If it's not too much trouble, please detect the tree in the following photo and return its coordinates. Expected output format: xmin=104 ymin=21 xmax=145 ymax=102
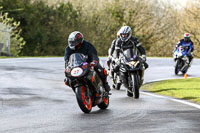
xmin=180 ymin=0 xmax=200 ymax=57
xmin=0 ymin=7 xmax=25 ymax=56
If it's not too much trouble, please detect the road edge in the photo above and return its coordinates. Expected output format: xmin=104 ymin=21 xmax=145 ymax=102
xmin=142 ymin=79 xmax=200 ymax=110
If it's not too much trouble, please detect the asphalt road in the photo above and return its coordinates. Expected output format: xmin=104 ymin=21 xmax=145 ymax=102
xmin=0 ymin=57 xmax=200 ymax=133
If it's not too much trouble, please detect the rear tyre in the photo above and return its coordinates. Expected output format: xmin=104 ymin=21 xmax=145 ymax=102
xmin=98 ymin=96 xmax=109 ymax=109
xmin=76 ymin=86 xmax=92 ymax=113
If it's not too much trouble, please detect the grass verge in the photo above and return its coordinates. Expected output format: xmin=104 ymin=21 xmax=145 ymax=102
xmin=141 ymin=78 xmax=200 ymax=104
xmin=0 ymin=56 xmax=63 ymax=59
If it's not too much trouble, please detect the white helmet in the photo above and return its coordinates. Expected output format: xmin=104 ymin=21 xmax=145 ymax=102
xmin=68 ymin=31 xmax=84 ymax=50
xmin=117 ymin=30 xmax=121 ymax=38
xmin=184 ymin=33 xmax=190 ymax=42
xmin=119 ymin=26 xmax=132 ymax=42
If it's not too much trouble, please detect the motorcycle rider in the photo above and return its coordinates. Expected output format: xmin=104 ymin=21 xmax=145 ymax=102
xmin=114 ymin=26 xmax=148 ymax=70
xmin=64 ymin=31 xmax=111 ymax=96
xmin=107 ymin=30 xmax=121 ymax=72
xmin=174 ymin=33 xmax=194 ymax=65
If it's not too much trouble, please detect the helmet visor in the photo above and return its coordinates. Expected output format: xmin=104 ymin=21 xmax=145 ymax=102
xmin=68 ymin=40 xmax=77 ymax=50
xmin=68 ymin=38 xmax=81 ymax=50
xmin=120 ymin=33 xmax=129 ymax=41
xmin=184 ymin=37 xmax=190 ymax=42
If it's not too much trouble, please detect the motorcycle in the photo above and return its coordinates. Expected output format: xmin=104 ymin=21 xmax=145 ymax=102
xmin=173 ymin=46 xmax=190 ymax=75
xmin=65 ymin=53 xmax=109 ymax=113
xmin=117 ymin=49 xmax=145 ymax=98
xmin=109 ymin=50 xmax=122 ymax=90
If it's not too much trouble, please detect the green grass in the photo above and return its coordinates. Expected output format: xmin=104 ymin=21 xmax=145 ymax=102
xmin=0 ymin=56 xmax=63 ymax=59
xmin=141 ymin=78 xmax=200 ymax=104
xmin=0 ymin=56 xmax=15 ymax=59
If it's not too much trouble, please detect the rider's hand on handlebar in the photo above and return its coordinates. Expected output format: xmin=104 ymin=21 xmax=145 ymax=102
xmin=142 ymin=55 xmax=146 ymax=62
xmin=65 ymin=67 xmax=71 ymax=73
xmin=186 ymin=52 xmax=191 ymax=56
xmin=90 ymin=60 xmax=98 ymax=67
xmin=114 ymin=59 xmax=120 ymax=65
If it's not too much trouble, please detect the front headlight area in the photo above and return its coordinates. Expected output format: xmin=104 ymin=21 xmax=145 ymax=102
xmin=126 ymin=61 xmax=139 ymax=68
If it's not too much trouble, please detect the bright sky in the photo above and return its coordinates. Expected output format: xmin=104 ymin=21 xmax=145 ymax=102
xmin=168 ymin=0 xmax=199 ymax=9
xmin=171 ymin=0 xmax=188 ymax=8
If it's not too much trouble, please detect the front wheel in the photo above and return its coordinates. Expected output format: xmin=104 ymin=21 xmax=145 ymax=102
xmin=131 ymin=74 xmax=140 ymax=99
xmin=175 ymin=59 xmax=181 ymax=75
xmin=76 ymin=86 xmax=92 ymax=113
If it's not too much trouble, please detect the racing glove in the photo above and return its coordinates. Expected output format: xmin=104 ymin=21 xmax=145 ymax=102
xmin=90 ymin=60 xmax=98 ymax=67
xmin=142 ymin=55 xmax=146 ymax=62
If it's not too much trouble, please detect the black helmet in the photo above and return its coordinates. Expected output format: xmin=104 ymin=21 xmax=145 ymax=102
xmin=68 ymin=31 xmax=84 ymax=50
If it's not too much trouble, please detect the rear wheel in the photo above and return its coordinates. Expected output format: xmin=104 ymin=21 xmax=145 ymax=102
xmin=76 ymin=86 xmax=92 ymax=113
xmin=98 ymin=96 xmax=109 ymax=109
xmin=182 ymin=64 xmax=188 ymax=74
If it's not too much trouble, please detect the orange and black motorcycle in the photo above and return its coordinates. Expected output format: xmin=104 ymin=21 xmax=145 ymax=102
xmin=65 ymin=53 xmax=109 ymax=113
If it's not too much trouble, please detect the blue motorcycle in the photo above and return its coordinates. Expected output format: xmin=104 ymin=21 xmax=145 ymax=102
xmin=173 ymin=46 xmax=190 ymax=75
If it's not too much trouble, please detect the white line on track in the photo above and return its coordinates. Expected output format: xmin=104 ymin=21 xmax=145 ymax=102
xmin=141 ymin=91 xmax=200 ymax=110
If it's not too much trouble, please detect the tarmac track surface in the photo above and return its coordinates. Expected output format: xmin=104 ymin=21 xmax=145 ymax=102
xmin=0 ymin=57 xmax=200 ymax=133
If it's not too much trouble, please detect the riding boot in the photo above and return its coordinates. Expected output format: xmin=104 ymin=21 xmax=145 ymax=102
xmin=143 ymin=62 xmax=149 ymax=69
xmin=103 ymin=81 xmax=111 ymax=92
xmin=64 ymin=78 xmax=72 ymax=87
xmin=188 ymin=56 xmax=193 ymax=67
xmin=94 ymin=63 xmax=111 ymax=96
xmin=103 ymin=81 xmax=111 ymax=97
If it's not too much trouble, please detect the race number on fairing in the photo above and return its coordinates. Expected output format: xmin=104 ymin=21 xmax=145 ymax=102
xmin=71 ymin=67 xmax=83 ymax=77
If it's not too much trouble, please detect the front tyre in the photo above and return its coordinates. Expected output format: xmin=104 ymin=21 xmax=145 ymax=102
xmin=131 ymin=74 xmax=140 ymax=99
xmin=175 ymin=59 xmax=181 ymax=75
xmin=76 ymin=86 xmax=92 ymax=113
xmin=98 ymin=96 xmax=109 ymax=109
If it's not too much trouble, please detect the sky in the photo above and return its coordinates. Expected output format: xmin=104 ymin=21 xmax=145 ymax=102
xmin=170 ymin=0 xmax=188 ymax=8
xmin=168 ymin=0 xmax=199 ymax=9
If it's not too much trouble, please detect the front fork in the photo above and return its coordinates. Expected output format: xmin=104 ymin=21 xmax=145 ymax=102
xmin=127 ymin=73 xmax=135 ymax=92
xmin=128 ymin=72 xmax=142 ymax=91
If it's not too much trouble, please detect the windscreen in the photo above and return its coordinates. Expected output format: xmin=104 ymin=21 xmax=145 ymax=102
xmin=122 ymin=49 xmax=137 ymax=61
xmin=68 ymin=53 xmax=86 ymax=67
